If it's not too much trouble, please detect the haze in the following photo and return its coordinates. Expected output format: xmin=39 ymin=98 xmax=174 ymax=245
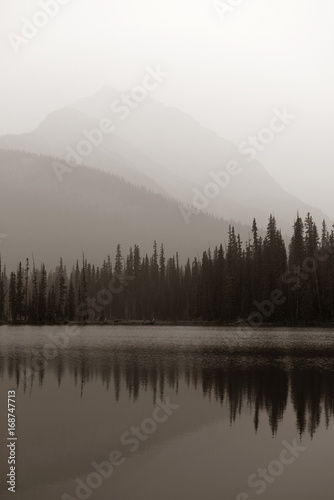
xmin=1 ymin=0 xmax=333 ymax=218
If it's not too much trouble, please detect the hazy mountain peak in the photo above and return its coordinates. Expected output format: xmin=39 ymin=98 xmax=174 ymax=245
xmin=0 ymin=87 xmax=331 ymax=235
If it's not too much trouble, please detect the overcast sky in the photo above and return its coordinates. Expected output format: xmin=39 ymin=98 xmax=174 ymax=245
xmin=1 ymin=0 xmax=334 ymax=218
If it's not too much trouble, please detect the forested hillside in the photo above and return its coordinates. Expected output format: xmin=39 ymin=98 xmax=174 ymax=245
xmin=0 ymin=149 xmax=251 ymax=269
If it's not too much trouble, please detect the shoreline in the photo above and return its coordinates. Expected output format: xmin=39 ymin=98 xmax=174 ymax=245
xmin=1 ymin=320 xmax=334 ymax=328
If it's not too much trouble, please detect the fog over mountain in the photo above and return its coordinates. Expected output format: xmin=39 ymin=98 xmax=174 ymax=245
xmin=0 ymin=149 xmax=254 ymax=270
xmin=0 ymin=88 xmax=331 ymax=239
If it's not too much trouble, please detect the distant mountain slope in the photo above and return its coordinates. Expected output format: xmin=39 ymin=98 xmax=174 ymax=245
xmin=0 ymin=86 xmax=331 ymax=234
xmin=0 ymin=107 xmax=168 ymax=196
xmin=0 ymin=150 xmax=253 ymax=270
xmin=71 ymin=86 xmax=332 ymax=232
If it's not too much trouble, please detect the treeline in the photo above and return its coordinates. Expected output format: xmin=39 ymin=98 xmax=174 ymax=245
xmin=1 ymin=213 xmax=334 ymax=325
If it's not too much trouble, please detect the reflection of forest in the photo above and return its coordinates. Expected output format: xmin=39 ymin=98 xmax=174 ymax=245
xmin=2 ymin=345 xmax=334 ymax=438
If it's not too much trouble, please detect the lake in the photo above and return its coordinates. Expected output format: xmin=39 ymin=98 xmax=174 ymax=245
xmin=0 ymin=325 xmax=334 ymax=500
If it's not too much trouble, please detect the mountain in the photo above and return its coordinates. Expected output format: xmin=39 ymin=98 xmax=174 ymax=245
xmin=70 ymin=86 xmax=332 ymax=232
xmin=0 ymin=150 xmax=253 ymax=270
xmin=0 ymin=107 xmax=168 ymax=196
xmin=0 ymin=86 xmax=331 ymax=234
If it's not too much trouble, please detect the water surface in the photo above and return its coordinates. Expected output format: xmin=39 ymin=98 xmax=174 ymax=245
xmin=0 ymin=326 xmax=333 ymax=500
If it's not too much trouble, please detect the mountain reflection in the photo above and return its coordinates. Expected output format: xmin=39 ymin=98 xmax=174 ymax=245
xmin=2 ymin=345 xmax=334 ymax=437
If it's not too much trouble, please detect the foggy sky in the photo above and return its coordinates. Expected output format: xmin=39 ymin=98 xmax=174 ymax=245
xmin=1 ymin=0 xmax=334 ymax=218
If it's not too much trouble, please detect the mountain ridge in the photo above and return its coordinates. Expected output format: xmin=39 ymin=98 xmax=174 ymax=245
xmin=0 ymin=87 xmax=331 ymax=236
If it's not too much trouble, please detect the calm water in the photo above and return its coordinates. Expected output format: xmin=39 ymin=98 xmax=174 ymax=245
xmin=1 ymin=325 xmax=334 ymax=500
